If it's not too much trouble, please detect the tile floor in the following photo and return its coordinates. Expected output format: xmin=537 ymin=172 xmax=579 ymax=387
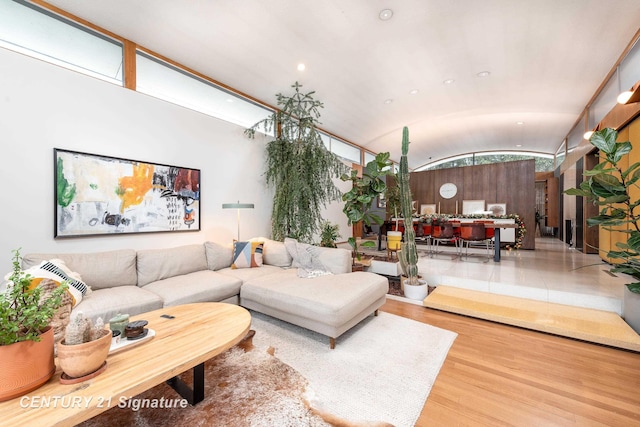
xmin=350 ymin=236 xmax=629 ymax=315
xmin=416 ymin=236 xmax=629 ymax=314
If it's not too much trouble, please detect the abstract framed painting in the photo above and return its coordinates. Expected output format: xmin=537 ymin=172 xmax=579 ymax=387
xmin=54 ymin=149 xmax=200 ymax=237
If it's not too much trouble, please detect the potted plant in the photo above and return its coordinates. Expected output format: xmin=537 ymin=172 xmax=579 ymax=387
xmin=565 ymin=128 xmax=640 ymax=332
xmin=245 ymin=82 xmax=349 ymax=243
xmin=57 ymin=312 xmax=111 ymax=380
xmin=340 ymin=152 xmax=393 ymax=261
xmin=0 ymin=249 xmax=68 ymax=401
xmin=397 ymin=127 xmax=428 ymax=300
xmin=319 ymin=220 xmax=341 ymax=248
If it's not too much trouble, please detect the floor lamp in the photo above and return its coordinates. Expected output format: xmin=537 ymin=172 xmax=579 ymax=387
xmin=222 ymin=201 xmax=254 ymax=241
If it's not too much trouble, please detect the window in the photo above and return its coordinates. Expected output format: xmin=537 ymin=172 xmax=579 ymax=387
xmin=0 ymin=0 xmax=123 ymax=84
xmin=363 ymin=152 xmax=376 ymax=166
xmin=417 ymin=152 xmax=554 ymax=172
xmin=136 ymin=52 xmax=274 ymax=132
xmin=328 ymin=137 xmax=361 ymax=164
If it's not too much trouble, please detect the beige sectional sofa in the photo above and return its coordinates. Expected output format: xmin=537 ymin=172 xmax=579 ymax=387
xmin=23 ymin=238 xmax=388 ymax=347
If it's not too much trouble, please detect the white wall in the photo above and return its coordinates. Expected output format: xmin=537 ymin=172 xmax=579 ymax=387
xmin=0 ymin=48 xmax=276 ymax=274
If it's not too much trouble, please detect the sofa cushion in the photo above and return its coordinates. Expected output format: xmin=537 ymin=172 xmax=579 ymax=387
xmin=22 ymin=250 xmax=137 ymax=290
xmin=204 ymin=241 xmax=233 ymax=271
xmin=250 ymin=237 xmax=292 ymax=267
xmin=240 ymin=270 xmax=389 ymax=327
xmin=137 ymin=244 xmax=207 ymax=287
xmin=217 ymin=264 xmax=284 ymax=282
xmin=142 ymin=270 xmax=242 ymax=307
xmin=72 ymin=286 xmax=163 ymax=322
xmin=231 ymin=241 xmax=263 ymax=269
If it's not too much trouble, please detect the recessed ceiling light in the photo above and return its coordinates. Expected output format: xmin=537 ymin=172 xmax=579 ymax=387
xmin=476 ymin=71 xmax=491 ymax=77
xmin=410 ymin=89 xmax=419 ymax=95
xmin=384 ymin=99 xmax=393 ymax=104
xmin=379 ymin=9 xmax=393 ymax=20
xmin=226 ymin=98 xmax=234 ymax=103
xmin=516 ymin=144 xmax=522 ymax=147
xmin=297 ymin=63 xmax=306 ymax=71
xmin=443 ymin=79 xmax=455 ymax=84
xmin=516 ymin=121 xmax=524 ymax=125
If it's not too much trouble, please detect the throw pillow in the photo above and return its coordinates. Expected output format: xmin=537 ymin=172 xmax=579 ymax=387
xmin=231 ymin=241 xmax=264 ymax=269
xmin=13 ymin=259 xmax=91 ymax=307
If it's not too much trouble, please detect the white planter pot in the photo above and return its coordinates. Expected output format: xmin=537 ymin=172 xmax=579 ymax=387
xmin=623 ymin=286 xmax=640 ymax=334
xmin=403 ymin=279 xmax=428 ymax=301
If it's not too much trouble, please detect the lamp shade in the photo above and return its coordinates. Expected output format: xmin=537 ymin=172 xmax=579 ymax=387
xmin=222 ymin=201 xmax=254 ymax=241
xmin=222 ymin=202 xmax=254 ymax=209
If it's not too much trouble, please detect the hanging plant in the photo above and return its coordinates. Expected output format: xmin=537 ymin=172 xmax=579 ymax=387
xmin=245 ymin=82 xmax=348 ymax=242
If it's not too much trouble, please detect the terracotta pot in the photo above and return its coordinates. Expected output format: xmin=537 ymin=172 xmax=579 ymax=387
xmin=0 ymin=326 xmax=56 ymax=402
xmin=57 ymin=329 xmax=111 ymax=378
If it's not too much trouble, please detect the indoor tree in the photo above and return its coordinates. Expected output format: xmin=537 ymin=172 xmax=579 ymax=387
xmin=245 ymin=82 xmax=348 ymax=242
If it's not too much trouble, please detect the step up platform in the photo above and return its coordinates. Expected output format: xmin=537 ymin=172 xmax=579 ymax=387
xmin=424 ymin=285 xmax=640 ymax=352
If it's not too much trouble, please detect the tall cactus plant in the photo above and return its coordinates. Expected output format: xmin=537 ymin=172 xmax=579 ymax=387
xmin=397 ymin=127 xmax=420 ymax=286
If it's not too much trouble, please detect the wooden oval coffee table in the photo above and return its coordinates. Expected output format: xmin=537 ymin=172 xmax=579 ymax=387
xmin=1 ymin=302 xmax=251 ymax=427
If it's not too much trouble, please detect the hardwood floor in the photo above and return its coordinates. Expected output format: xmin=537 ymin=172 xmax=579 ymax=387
xmin=380 ymin=299 xmax=640 ymax=427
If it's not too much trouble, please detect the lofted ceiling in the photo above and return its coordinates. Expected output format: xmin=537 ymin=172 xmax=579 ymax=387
xmin=45 ymin=0 xmax=640 ymax=169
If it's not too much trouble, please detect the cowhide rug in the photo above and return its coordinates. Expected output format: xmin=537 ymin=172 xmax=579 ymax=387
xmin=78 ymin=331 xmax=392 ymax=427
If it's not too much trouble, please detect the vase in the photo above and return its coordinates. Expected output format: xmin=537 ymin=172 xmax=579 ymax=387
xmin=403 ymin=278 xmax=428 ymax=301
xmin=57 ymin=329 xmax=111 ymax=379
xmin=0 ymin=326 xmax=56 ymax=402
xmin=623 ymin=286 xmax=640 ymax=334
xmin=387 ymin=231 xmax=402 ymax=250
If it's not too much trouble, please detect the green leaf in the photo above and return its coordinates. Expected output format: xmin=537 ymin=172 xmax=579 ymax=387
xmin=590 ymin=128 xmax=618 ymax=154
xmin=564 ymin=187 xmax=591 ymax=197
xmin=627 ymin=283 xmax=640 ymax=294
xmin=592 ymin=174 xmax=625 ymax=191
xmin=621 ymin=162 xmax=640 ymax=179
xmin=613 ymin=141 xmax=632 ymax=163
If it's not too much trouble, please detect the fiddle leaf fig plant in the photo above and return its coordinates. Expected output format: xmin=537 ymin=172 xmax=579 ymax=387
xmin=341 ymin=152 xmax=392 ymax=226
xmin=565 ymin=127 xmax=640 ymax=294
xmin=341 ymin=152 xmax=393 ymax=258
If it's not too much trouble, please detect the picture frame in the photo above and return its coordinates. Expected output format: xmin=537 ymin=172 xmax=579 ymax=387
xmin=487 ymin=203 xmax=507 ymax=216
xmin=377 ymin=193 xmax=386 ymax=208
xmin=54 ymin=148 xmax=200 ymax=237
xmin=462 ymin=199 xmax=486 ymax=215
xmin=420 ymin=204 xmax=437 ymax=215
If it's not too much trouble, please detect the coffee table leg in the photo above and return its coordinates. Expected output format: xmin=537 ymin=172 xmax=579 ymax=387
xmin=167 ymin=363 xmax=205 ymax=405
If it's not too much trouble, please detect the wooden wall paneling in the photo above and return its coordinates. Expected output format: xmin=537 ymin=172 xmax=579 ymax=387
xmin=607 ymin=128 xmax=631 ymax=264
xmin=545 ymin=177 xmax=559 ymax=228
xmin=478 ymin=163 xmax=498 ymax=210
xmin=409 ymin=160 xmax=536 ymax=249
xmin=410 ymin=170 xmax=434 ymax=214
xmin=441 ymin=166 xmax=464 ymax=214
xmin=501 ymin=160 xmax=536 ymax=249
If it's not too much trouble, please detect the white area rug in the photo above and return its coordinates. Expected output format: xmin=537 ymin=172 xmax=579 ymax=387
xmin=250 ymin=311 xmax=457 ymax=427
